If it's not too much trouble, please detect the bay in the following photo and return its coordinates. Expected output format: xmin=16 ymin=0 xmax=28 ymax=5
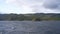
xmin=0 ymin=21 xmax=60 ymax=34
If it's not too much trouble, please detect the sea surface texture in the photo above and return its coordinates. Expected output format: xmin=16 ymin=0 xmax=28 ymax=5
xmin=0 ymin=21 xmax=60 ymax=34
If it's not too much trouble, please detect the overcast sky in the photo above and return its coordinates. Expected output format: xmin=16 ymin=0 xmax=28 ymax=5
xmin=0 ymin=0 xmax=60 ymax=14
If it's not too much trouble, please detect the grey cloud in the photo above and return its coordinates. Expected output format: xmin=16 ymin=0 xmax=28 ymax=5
xmin=43 ymin=3 xmax=58 ymax=9
xmin=19 ymin=0 xmax=43 ymax=13
xmin=31 ymin=5 xmax=41 ymax=12
xmin=26 ymin=0 xmax=42 ymax=3
xmin=43 ymin=0 xmax=60 ymax=9
xmin=6 ymin=0 xmax=59 ymax=13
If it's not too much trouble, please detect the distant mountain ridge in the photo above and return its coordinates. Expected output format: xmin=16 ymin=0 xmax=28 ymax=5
xmin=0 ymin=13 xmax=60 ymax=21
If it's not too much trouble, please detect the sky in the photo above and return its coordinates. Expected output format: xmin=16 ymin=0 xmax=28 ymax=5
xmin=0 ymin=0 xmax=60 ymax=14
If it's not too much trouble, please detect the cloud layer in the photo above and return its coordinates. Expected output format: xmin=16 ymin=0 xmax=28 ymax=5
xmin=43 ymin=0 xmax=60 ymax=9
xmin=0 ymin=0 xmax=60 ymax=14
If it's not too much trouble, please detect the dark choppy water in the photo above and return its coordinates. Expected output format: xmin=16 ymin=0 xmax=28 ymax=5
xmin=0 ymin=21 xmax=60 ymax=34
